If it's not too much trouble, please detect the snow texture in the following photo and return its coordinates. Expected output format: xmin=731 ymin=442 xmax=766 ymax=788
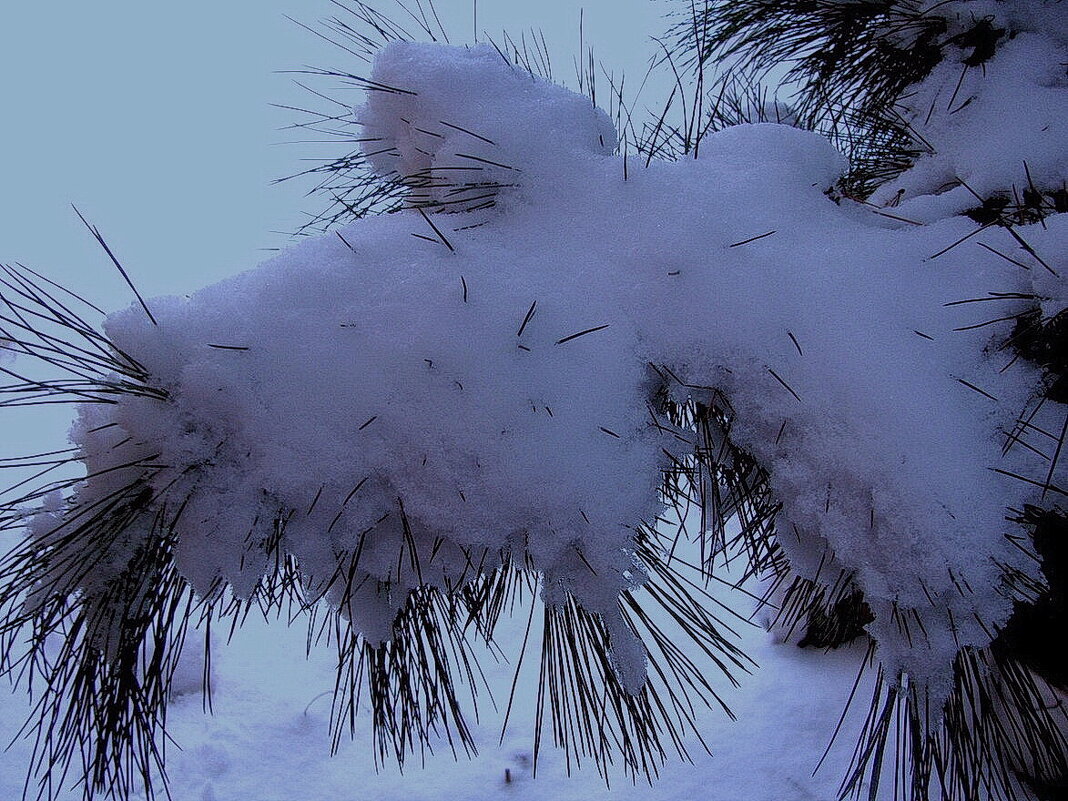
xmin=874 ymin=28 xmax=1068 ymax=214
xmin=33 ymin=38 xmax=1060 ymax=711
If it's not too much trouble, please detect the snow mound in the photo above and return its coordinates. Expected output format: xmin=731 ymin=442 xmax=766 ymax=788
xmin=359 ymin=42 xmax=617 ymax=209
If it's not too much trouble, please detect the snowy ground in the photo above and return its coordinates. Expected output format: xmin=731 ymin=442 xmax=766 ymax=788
xmin=0 ymin=540 xmax=880 ymax=801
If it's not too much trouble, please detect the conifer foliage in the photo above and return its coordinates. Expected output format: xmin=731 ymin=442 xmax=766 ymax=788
xmin=1 ymin=2 xmax=1067 ymax=800
xmin=667 ymin=2 xmax=1068 ymax=798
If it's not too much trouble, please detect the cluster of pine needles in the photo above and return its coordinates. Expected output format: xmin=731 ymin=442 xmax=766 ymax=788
xmin=651 ymin=365 xmax=1068 ymax=801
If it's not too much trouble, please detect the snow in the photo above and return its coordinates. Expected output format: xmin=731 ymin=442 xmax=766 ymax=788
xmin=875 ymin=31 xmax=1068 ymax=210
xmin=1031 ymin=214 xmax=1068 ymax=318
xmin=360 ymin=42 xmax=619 ymax=202
xmin=143 ymin=605 xmax=871 ymax=801
xmin=65 ymin=42 xmax=1046 ymax=703
xmin=3 ymin=5 xmax=1068 ymax=799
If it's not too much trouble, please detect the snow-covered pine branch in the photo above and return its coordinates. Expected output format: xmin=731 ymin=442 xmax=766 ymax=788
xmin=1 ymin=1 xmax=1066 ymax=799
